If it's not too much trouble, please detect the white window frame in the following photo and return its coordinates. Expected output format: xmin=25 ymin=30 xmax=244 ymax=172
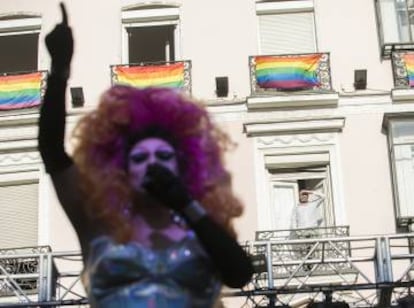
xmin=0 ymin=16 xmax=41 ymax=34
xmin=255 ymin=0 xmax=317 ymax=55
xmin=0 ymin=15 xmax=41 ymax=72
xmin=121 ymin=6 xmax=181 ymax=63
xmin=386 ymin=118 xmax=414 ymax=227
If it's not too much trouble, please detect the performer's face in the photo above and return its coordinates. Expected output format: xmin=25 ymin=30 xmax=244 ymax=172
xmin=128 ymin=137 xmax=178 ymax=192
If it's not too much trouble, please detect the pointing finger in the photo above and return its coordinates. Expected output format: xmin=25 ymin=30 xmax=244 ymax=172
xmin=60 ymin=2 xmax=68 ymax=25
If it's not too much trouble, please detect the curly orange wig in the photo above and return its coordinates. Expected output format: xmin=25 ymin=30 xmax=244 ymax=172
xmin=72 ymin=86 xmax=243 ymax=242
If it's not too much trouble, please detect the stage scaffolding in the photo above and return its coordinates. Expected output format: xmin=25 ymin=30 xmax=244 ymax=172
xmin=1 ymin=229 xmax=414 ymax=307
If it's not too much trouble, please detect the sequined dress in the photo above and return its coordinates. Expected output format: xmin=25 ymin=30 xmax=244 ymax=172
xmin=83 ymin=232 xmax=221 ymax=308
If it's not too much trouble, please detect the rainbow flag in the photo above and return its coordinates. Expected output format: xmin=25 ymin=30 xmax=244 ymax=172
xmin=113 ymin=63 xmax=185 ymax=89
xmin=0 ymin=72 xmax=45 ymax=110
xmin=254 ymin=54 xmax=322 ymax=90
xmin=403 ymin=53 xmax=414 ymax=87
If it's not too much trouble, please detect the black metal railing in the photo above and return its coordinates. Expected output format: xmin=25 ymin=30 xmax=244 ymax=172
xmin=391 ymin=51 xmax=414 ymax=88
xmin=249 ymin=52 xmax=332 ymax=96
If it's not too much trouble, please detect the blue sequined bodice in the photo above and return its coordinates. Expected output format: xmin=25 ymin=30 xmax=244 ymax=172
xmin=83 ymin=233 xmax=221 ymax=308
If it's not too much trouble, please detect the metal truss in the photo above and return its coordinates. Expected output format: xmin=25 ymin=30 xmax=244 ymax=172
xmin=0 ymin=232 xmax=414 ymax=307
xmin=0 ymin=246 xmax=87 ymax=307
xmin=223 ymin=232 xmax=414 ymax=307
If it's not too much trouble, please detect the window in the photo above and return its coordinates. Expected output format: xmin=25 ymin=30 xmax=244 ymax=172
xmin=0 ymin=181 xmax=38 ymax=248
xmin=0 ymin=14 xmax=41 ymax=74
xmin=376 ymin=0 xmax=414 ymax=57
xmin=245 ymin=117 xmax=346 ymax=234
xmin=121 ymin=5 xmax=180 ymax=63
xmin=265 ymin=156 xmax=334 ymax=232
xmin=386 ymin=119 xmax=414 ymax=227
xmin=256 ymin=0 xmax=317 ymax=54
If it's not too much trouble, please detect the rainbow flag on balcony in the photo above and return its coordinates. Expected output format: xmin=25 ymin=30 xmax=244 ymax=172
xmin=254 ymin=54 xmax=322 ymax=90
xmin=112 ymin=62 xmax=185 ymax=89
xmin=0 ymin=72 xmax=45 ymax=110
xmin=403 ymin=53 xmax=414 ymax=87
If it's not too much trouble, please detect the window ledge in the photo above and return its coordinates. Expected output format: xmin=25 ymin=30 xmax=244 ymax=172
xmin=247 ymin=92 xmax=339 ymax=110
xmin=391 ymin=88 xmax=414 ymax=103
xmin=244 ymin=116 xmax=345 ymax=137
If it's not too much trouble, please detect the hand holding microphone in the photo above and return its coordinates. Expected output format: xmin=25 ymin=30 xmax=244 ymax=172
xmin=143 ymin=164 xmax=192 ymax=212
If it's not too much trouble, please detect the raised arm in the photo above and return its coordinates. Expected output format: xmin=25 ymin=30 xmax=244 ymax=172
xmin=38 ymin=4 xmax=89 ymax=240
xmin=144 ymin=164 xmax=254 ymax=288
xmin=39 ymin=2 xmax=73 ymax=174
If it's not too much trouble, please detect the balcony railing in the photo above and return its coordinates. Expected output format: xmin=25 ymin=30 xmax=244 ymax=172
xmin=0 ymin=246 xmax=53 ymax=298
xmin=0 ymin=70 xmax=48 ymax=111
xmin=0 ymin=246 xmax=85 ymax=307
xmin=249 ymin=52 xmax=332 ymax=96
xmin=391 ymin=51 xmax=414 ymax=89
xmin=110 ymin=61 xmax=192 ymax=95
xmin=256 ymin=226 xmax=350 ymax=241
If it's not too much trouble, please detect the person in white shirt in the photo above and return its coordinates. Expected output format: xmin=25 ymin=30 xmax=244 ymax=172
xmin=290 ymin=189 xmax=325 ymax=270
xmin=291 ymin=189 xmax=325 ymax=230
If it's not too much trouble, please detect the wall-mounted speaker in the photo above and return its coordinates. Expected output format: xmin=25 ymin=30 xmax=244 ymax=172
xmin=354 ymin=69 xmax=367 ymax=90
xmin=70 ymin=87 xmax=84 ymax=107
xmin=215 ymin=76 xmax=229 ymax=97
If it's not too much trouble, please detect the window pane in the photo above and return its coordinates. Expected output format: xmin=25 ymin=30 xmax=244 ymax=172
xmin=266 ymin=167 xmax=334 ymax=232
xmin=128 ymin=25 xmax=175 ymax=63
xmin=378 ymin=0 xmax=413 ymax=44
xmin=269 ymin=182 xmax=297 ymax=232
xmin=391 ymin=121 xmax=414 ymax=144
xmin=259 ymin=12 xmax=316 ymax=54
xmin=0 ymin=33 xmax=38 ymax=74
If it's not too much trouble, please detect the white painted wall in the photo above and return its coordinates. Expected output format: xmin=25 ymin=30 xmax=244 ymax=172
xmin=338 ymin=112 xmax=396 ymax=236
xmin=315 ymin=0 xmax=394 ymax=92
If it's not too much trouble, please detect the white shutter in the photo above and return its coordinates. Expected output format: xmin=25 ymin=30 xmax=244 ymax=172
xmin=0 ymin=182 xmax=38 ymax=248
xmin=269 ymin=181 xmax=298 ymax=233
xmin=265 ymin=152 xmax=330 ymax=169
xmin=259 ymin=12 xmax=316 ymax=54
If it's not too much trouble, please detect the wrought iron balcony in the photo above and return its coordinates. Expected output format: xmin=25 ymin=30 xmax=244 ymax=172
xmin=391 ymin=51 xmax=414 ymax=89
xmin=249 ymin=52 xmax=333 ymax=96
xmin=0 ymin=70 xmax=47 ymax=111
xmin=110 ymin=60 xmax=192 ymax=95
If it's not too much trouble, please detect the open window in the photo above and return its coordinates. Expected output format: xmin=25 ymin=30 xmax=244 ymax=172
xmin=0 ymin=14 xmax=41 ymax=74
xmin=265 ymin=161 xmax=334 ymax=232
xmin=121 ymin=5 xmax=180 ymax=63
xmin=375 ymin=0 xmax=414 ymax=58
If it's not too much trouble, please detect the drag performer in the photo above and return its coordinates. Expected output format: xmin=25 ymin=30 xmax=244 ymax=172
xmin=38 ymin=3 xmax=253 ymax=307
